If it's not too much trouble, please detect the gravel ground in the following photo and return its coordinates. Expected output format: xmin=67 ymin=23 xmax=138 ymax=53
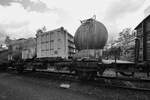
xmin=1 ymin=71 xmax=150 ymax=100
xmin=0 ymin=72 xmax=99 ymax=100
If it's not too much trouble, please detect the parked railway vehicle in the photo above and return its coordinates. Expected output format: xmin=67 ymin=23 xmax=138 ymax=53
xmin=7 ymin=27 xmax=76 ymax=72
xmin=104 ymin=15 xmax=150 ymax=76
xmin=3 ymin=17 xmax=109 ymax=79
xmin=1 ymin=15 xmax=150 ymax=79
xmin=73 ymin=17 xmax=108 ymax=78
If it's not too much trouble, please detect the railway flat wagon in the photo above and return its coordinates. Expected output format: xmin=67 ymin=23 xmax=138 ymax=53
xmin=73 ymin=17 xmax=108 ymax=79
xmin=2 ymin=15 xmax=150 ymax=79
xmin=18 ymin=27 xmax=75 ymax=71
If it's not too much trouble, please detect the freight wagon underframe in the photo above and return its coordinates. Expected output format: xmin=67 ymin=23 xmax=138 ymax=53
xmin=6 ymin=58 xmax=150 ymax=79
xmin=107 ymin=62 xmax=150 ymax=77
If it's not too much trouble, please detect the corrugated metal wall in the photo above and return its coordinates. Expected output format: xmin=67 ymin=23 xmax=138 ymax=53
xmin=22 ymin=38 xmax=36 ymax=59
xmin=136 ymin=17 xmax=150 ymax=61
xmin=36 ymin=28 xmax=75 ymax=59
xmin=145 ymin=20 xmax=150 ymax=61
xmin=136 ymin=24 xmax=144 ymax=61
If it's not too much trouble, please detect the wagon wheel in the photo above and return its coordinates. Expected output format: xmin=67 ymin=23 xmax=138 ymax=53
xmin=16 ymin=66 xmax=24 ymax=73
xmin=97 ymin=66 xmax=106 ymax=76
xmin=32 ymin=66 xmax=36 ymax=72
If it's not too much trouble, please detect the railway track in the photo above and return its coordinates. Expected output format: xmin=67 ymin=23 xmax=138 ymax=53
xmin=36 ymin=70 xmax=150 ymax=92
xmin=92 ymin=78 xmax=150 ymax=92
xmin=6 ymin=68 xmax=150 ymax=92
xmin=97 ymin=76 xmax=150 ymax=82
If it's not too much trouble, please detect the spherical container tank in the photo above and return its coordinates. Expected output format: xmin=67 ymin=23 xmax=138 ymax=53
xmin=74 ymin=18 xmax=108 ymax=50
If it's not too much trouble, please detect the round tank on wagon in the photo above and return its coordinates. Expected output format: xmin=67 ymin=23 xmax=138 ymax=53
xmin=74 ymin=17 xmax=108 ymax=59
xmin=74 ymin=18 xmax=108 ymax=51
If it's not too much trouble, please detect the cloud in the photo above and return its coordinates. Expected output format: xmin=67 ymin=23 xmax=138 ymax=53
xmin=0 ymin=2 xmax=62 ymax=39
xmin=0 ymin=0 xmax=149 ymax=43
xmin=144 ymin=5 xmax=150 ymax=16
xmin=0 ymin=0 xmax=50 ymax=13
xmin=0 ymin=0 xmax=16 ymax=6
xmin=19 ymin=0 xmax=50 ymax=12
xmin=101 ymin=0 xmax=146 ymax=39
xmin=105 ymin=0 xmax=145 ymax=21
xmin=0 ymin=21 xmax=29 ymax=29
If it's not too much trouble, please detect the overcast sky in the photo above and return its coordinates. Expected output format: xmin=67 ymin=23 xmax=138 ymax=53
xmin=0 ymin=0 xmax=150 ymax=41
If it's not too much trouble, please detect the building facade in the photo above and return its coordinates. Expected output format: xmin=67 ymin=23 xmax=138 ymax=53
xmin=36 ymin=27 xmax=75 ymax=59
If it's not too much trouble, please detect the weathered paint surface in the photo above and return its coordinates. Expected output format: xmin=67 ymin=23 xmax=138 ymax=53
xmin=74 ymin=19 xmax=108 ymax=50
